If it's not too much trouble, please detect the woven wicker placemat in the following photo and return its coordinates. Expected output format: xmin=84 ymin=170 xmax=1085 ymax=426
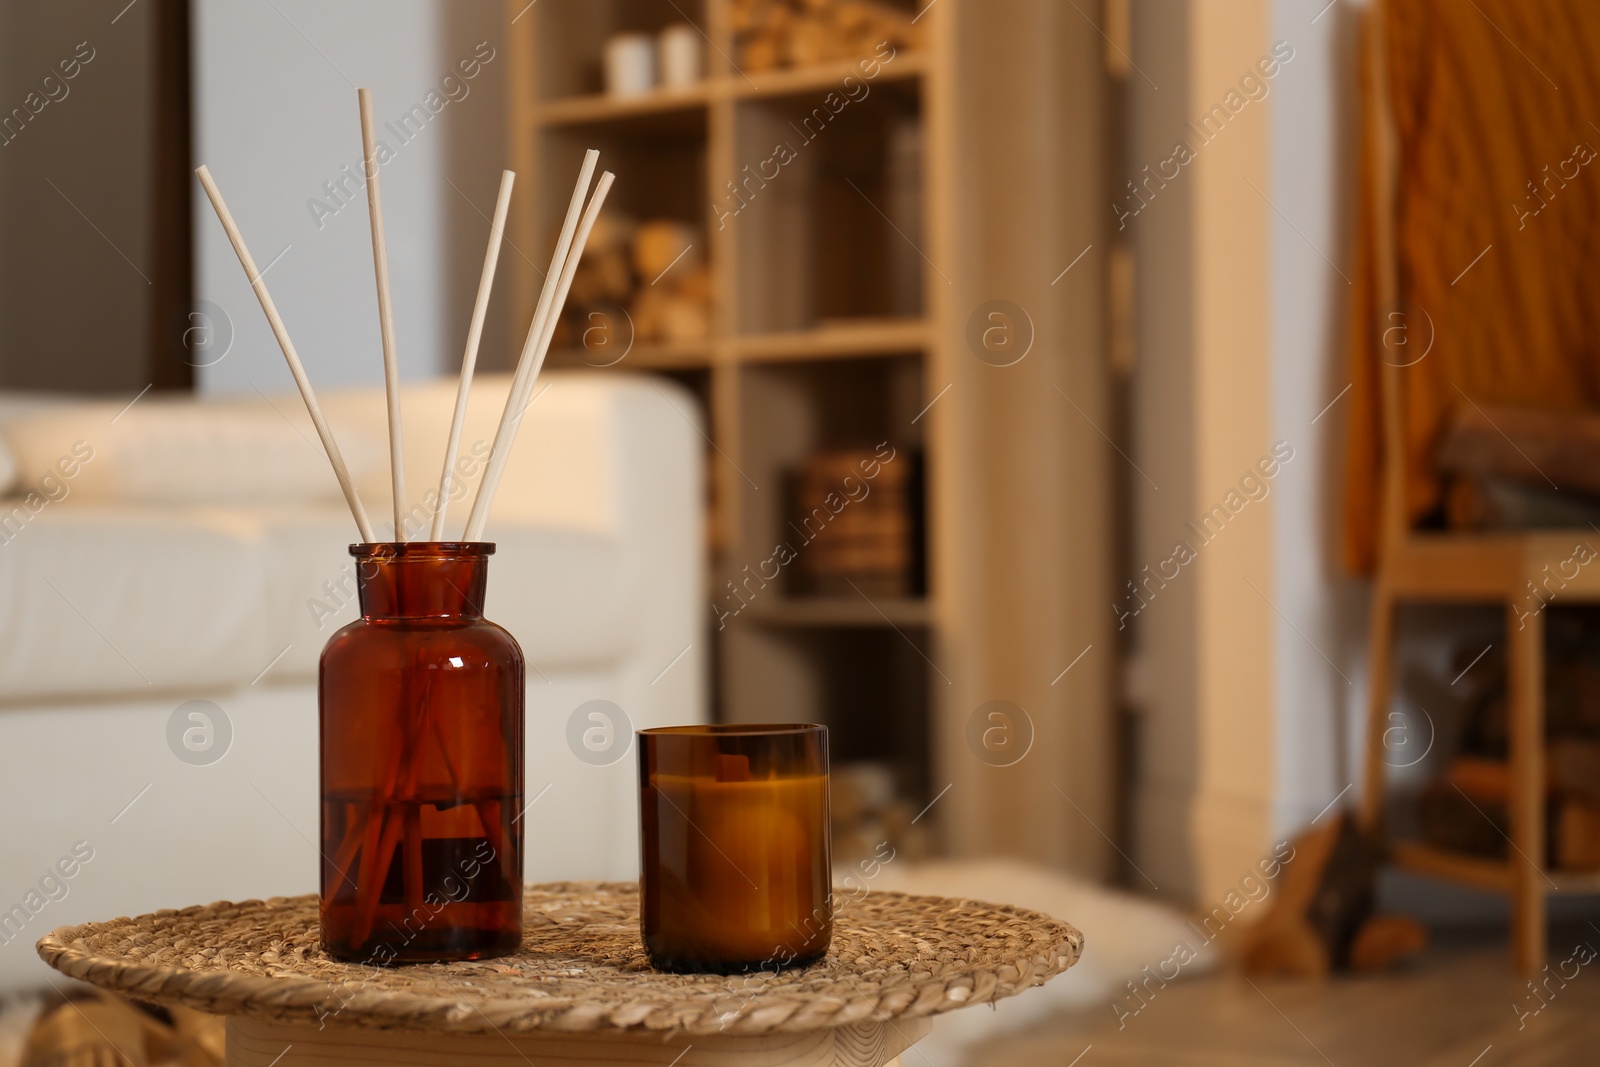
xmin=37 ymin=882 xmax=1081 ymax=1037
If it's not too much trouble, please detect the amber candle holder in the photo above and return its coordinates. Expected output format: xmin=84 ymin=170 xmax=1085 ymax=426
xmin=319 ymin=543 xmax=524 ymax=964
xmin=638 ymin=723 xmax=831 ymax=973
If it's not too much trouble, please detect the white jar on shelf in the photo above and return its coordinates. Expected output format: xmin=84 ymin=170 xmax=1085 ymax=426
xmin=603 ymin=32 xmax=655 ymax=96
xmin=657 ymin=23 xmax=702 ymax=89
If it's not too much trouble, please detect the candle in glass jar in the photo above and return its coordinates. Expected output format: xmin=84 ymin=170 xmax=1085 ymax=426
xmin=639 ymin=725 xmax=830 ymax=972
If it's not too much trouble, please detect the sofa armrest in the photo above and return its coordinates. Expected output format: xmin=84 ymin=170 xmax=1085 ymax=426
xmin=344 ymin=372 xmax=707 ymax=725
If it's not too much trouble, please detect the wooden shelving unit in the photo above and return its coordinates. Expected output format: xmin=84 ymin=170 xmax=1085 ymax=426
xmin=746 ymin=596 xmax=933 ymax=629
xmin=1392 ymin=840 xmax=1600 ymax=897
xmin=544 ymin=340 xmax=711 ymax=370
xmin=506 ymin=0 xmax=1115 ymax=873
xmin=734 ymin=319 xmax=929 ymax=363
xmin=534 ymin=50 xmax=928 ymax=124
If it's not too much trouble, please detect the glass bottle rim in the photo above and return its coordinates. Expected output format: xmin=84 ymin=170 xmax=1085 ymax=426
xmin=639 ymin=723 xmax=824 ymax=738
xmin=349 ymin=541 xmax=496 ymax=560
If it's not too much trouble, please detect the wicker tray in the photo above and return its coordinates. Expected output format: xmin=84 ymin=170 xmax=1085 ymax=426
xmin=38 ymin=881 xmax=1082 ymax=1038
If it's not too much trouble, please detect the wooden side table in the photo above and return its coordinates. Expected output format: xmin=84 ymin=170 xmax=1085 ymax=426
xmin=39 ymin=882 xmax=1081 ymax=1067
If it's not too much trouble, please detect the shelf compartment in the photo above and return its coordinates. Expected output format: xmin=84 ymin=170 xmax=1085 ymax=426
xmin=737 ymin=355 xmax=926 ymax=600
xmin=537 ymin=88 xmax=710 ymax=133
xmin=538 ymin=115 xmax=708 ymax=229
xmin=733 ymin=317 xmax=927 ymax=363
xmin=545 ymin=340 xmax=711 ymax=370
xmin=532 ymin=52 xmax=925 ymax=126
xmin=738 ymin=352 xmax=927 ymax=460
xmin=746 ymin=597 xmax=930 ymax=628
xmin=727 ymin=68 xmax=925 ymax=334
xmin=537 ymin=111 xmax=711 ymax=358
xmin=731 ymin=50 xmax=927 ymax=100
xmin=718 ymin=625 xmax=933 ymax=803
xmin=528 ymin=0 xmax=709 ymax=102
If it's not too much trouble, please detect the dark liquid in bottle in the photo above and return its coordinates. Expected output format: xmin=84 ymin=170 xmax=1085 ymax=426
xmin=320 ymin=787 xmax=522 ymax=963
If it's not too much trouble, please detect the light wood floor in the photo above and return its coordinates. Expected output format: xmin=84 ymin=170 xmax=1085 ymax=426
xmin=967 ymin=926 xmax=1600 ymax=1067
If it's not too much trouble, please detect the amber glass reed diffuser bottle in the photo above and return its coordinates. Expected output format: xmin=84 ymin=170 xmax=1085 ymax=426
xmin=320 ymin=542 xmax=524 ymax=963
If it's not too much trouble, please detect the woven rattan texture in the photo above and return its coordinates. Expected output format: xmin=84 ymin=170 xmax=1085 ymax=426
xmin=37 ymin=882 xmax=1082 ymax=1036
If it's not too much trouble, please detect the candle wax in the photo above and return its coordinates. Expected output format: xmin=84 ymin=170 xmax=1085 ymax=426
xmin=645 ymin=771 xmax=830 ymax=965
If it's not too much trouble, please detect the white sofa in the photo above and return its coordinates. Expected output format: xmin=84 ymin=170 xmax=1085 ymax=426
xmin=0 ymin=372 xmax=704 ymax=992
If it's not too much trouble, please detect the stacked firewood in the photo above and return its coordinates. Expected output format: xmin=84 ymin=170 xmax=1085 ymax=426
xmin=1417 ymin=617 xmax=1600 ymax=870
xmin=1438 ymin=402 xmax=1600 ymax=529
xmin=561 ymin=215 xmax=710 ymax=349
xmin=1419 ymin=745 xmax=1600 ymax=870
xmin=731 ymin=0 xmax=922 ymax=73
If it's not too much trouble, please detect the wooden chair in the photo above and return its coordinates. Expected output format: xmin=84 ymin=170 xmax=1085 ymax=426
xmin=1357 ymin=3 xmax=1600 ymax=975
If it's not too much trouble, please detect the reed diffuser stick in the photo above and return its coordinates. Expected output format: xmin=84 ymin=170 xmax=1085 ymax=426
xmin=464 ymin=170 xmax=616 ymax=541
xmin=462 ymin=150 xmax=599 ymax=539
xmin=194 ymin=165 xmax=376 ymax=543
xmin=358 ymin=88 xmax=408 ymax=542
xmin=432 ymin=170 xmax=515 ymax=541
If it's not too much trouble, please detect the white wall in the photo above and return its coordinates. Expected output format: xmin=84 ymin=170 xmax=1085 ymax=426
xmin=1127 ymin=0 xmax=1367 ymax=904
xmin=194 ymin=0 xmax=504 ymax=394
xmin=1128 ymin=0 xmax=1281 ymax=904
xmin=1267 ymin=0 xmax=1365 ymax=837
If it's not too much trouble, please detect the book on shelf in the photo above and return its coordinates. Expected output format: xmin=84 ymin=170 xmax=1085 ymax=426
xmin=786 ymin=446 xmax=922 ymax=598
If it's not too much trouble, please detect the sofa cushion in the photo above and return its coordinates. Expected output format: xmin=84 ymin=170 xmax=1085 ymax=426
xmin=0 ymin=374 xmax=661 ymax=702
xmin=0 ymin=398 xmax=386 ymax=506
xmin=252 ymin=506 xmax=629 ymax=683
xmin=0 ymin=501 xmax=629 ymax=702
xmin=0 ymin=504 xmax=274 ymax=701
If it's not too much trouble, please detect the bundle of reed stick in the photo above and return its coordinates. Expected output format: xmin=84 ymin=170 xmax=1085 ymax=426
xmin=195 ymin=91 xmax=614 ymax=944
xmin=196 ymin=89 xmax=614 ymax=543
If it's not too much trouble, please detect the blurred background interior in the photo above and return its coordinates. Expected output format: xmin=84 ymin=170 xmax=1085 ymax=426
xmin=3 ymin=0 xmax=1600 ymax=1064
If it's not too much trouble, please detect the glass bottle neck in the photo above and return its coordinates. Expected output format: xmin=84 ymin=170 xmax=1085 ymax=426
xmin=351 ymin=543 xmax=493 ymax=621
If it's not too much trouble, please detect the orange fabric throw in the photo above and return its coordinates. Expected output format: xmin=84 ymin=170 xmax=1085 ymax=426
xmin=1342 ymin=0 xmax=1600 ymax=574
